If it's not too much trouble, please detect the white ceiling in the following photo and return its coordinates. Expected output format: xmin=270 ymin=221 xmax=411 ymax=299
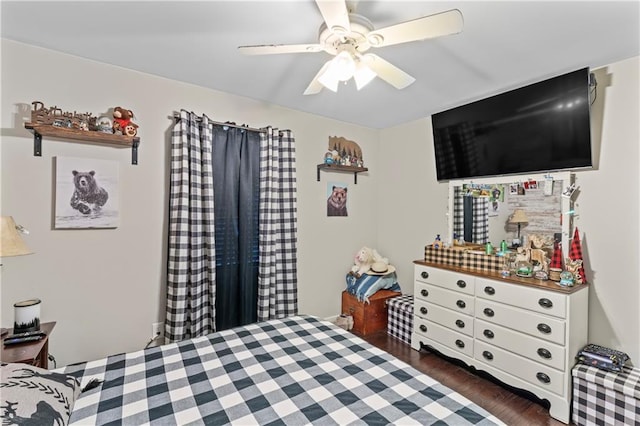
xmin=2 ymin=1 xmax=639 ymax=129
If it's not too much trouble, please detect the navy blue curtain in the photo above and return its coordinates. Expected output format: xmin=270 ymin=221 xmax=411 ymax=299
xmin=212 ymin=125 xmax=260 ymax=331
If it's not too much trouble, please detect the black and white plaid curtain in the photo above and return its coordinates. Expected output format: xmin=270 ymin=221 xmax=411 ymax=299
xmin=258 ymin=127 xmax=298 ymax=321
xmin=166 ymin=112 xmax=298 ymax=342
xmin=453 ymin=187 xmax=489 ymax=244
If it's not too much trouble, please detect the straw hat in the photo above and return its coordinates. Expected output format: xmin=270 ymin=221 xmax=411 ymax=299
xmin=367 ymin=261 xmax=396 ymax=276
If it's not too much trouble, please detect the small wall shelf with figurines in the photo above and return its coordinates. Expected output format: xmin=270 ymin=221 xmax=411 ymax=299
xmin=24 ymin=102 xmax=141 ymax=165
xmin=317 ymin=164 xmax=368 ymax=184
xmin=317 ymin=136 xmax=368 ymax=184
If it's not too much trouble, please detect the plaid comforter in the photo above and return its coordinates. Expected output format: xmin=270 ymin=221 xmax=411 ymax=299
xmin=63 ymin=316 xmax=504 ymax=425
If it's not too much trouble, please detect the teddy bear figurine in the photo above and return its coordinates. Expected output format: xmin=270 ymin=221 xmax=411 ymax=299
xmin=112 ymin=106 xmax=139 ymax=137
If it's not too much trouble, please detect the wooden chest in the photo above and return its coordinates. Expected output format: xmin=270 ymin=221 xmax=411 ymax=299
xmin=341 ymin=290 xmax=401 ymax=335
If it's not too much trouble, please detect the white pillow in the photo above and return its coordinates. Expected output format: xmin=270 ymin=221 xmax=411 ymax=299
xmin=1 ymin=362 xmax=80 ymax=425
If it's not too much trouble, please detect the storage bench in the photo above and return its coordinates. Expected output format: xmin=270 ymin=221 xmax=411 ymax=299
xmin=387 ymin=294 xmax=413 ymax=344
xmin=342 ymin=290 xmax=400 ymax=336
xmin=572 ymin=363 xmax=640 ymax=425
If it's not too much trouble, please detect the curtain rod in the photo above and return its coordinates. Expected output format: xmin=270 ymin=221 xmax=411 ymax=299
xmin=172 ymin=113 xmax=262 ymax=132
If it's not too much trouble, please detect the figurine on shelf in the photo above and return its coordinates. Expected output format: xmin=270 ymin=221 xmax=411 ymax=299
xmin=559 ymin=270 xmax=575 ymax=287
xmin=96 ymin=116 xmax=113 ymax=134
xmin=112 ymin=107 xmax=138 ymax=137
xmin=565 ymin=258 xmax=584 ymax=284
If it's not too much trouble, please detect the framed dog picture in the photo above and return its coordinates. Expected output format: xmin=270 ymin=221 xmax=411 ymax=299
xmin=327 ymin=182 xmax=348 ymax=217
xmin=54 ymin=156 xmax=119 ymax=229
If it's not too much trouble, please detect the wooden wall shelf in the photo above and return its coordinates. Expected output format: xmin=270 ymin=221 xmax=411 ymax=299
xmin=317 ymin=164 xmax=368 ymax=184
xmin=24 ymin=122 xmax=140 ymax=165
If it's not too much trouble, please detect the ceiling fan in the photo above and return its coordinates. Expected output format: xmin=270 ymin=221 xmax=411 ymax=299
xmin=238 ymin=0 xmax=463 ymax=95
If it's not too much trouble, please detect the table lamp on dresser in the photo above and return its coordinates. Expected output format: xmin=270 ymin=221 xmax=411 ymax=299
xmin=0 ymin=216 xmax=36 ymax=335
xmin=508 ymin=209 xmax=529 ymax=247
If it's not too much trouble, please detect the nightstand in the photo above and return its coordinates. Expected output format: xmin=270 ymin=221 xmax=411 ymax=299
xmin=1 ymin=321 xmax=56 ymax=368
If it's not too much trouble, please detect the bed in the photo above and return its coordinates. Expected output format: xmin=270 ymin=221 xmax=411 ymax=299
xmin=59 ymin=315 xmax=503 ymax=425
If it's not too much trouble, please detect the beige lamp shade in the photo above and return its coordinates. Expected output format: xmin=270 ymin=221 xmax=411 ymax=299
xmin=509 ymin=209 xmax=529 ymax=224
xmin=0 ymin=216 xmax=33 ymax=257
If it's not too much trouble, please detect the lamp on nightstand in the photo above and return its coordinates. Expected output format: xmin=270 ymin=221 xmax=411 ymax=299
xmin=0 ymin=216 xmax=32 ymax=258
xmin=1 ymin=216 xmax=38 ymax=333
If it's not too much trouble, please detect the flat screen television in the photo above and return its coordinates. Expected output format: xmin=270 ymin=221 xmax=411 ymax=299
xmin=432 ymin=68 xmax=593 ymax=181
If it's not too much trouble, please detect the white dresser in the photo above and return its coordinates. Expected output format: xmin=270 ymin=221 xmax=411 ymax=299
xmin=411 ymin=261 xmax=589 ymax=424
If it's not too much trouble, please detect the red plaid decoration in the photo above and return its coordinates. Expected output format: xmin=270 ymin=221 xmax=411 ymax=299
xmin=570 ymin=227 xmax=586 ymax=283
xmin=550 ymin=240 xmax=563 ymax=269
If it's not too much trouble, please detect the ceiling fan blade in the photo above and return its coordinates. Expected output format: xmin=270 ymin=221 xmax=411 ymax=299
xmin=362 ymin=54 xmax=415 ymax=89
xmin=316 ymin=0 xmax=351 ymax=34
xmin=238 ymin=44 xmax=324 ymax=55
xmin=368 ymin=9 xmax=463 ymax=48
xmin=304 ymin=61 xmax=333 ymax=95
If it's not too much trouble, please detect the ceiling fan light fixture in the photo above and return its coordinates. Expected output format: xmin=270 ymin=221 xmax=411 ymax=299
xmin=331 ymin=50 xmax=356 ymax=81
xmin=318 ymin=60 xmax=340 ymax=92
xmin=354 ymin=61 xmax=376 ymax=90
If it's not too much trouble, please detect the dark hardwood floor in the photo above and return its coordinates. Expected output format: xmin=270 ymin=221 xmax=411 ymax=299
xmin=358 ymin=330 xmax=568 ymax=426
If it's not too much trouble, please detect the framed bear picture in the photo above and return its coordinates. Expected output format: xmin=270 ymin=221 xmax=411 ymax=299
xmin=327 ymin=182 xmax=348 ymax=217
xmin=54 ymin=156 xmax=119 ymax=229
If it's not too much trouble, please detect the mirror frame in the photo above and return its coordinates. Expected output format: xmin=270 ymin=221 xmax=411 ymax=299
xmin=447 ymin=171 xmax=574 ymax=259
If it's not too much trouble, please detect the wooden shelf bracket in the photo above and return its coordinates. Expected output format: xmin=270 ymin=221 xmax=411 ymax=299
xmin=317 ymin=164 xmax=368 ymax=184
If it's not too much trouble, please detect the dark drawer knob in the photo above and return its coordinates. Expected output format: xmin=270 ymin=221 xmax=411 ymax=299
xmin=536 ymin=372 xmax=551 ymax=384
xmin=421 ymin=271 xmax=429 ymax=279
xmin=420 ymin=324 xmax=427 ymax=332
xmin=484 ymin=286 xmax=495 ymax=295
xmin=537 ymin=323 xmax=552 ymax=334
xmin=482 ymin=350 xmax=494 ymax=360
xmin=455 ymin=339 xmax=465 ymax=348
xmin=457 ymin=280 xmax=466 ymax=288
xmin=420 ymin=306 xmax=428 ymax=315
xmin=538 ymin=298 xmax=553 ymax=308
xmin=483 ymin=329 xmax=494 ymax=339
xmin=537 ymin=348 xmax=552 ymax=359
xmin=455 ymin=319 xmax=465 ymax=328
xmin=483 ymin=308 xmax=495 ymax=317
xmin=456 ymin=300 xmax=466 ymax=309
xmin=421 ymin=289 xmax=429 ymax=297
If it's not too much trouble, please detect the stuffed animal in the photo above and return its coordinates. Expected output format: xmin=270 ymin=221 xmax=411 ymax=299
xmin=112 ymin=106 xmax=139 ymax=137
xmin=350 ymin=246 xmax=388 ymax=277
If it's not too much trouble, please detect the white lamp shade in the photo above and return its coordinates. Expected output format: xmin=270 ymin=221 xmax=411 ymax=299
xmin=318 ymin=64 xmax=340 ymax=92
xmin=0 ymin=216 xmax=32 ymax=257
xmin=331 ymin=51 xmax=356 ymax=81
xmin=354 ymin=61 xmax=377 ymax=90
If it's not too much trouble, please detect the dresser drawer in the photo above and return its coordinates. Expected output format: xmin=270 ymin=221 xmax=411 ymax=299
xmin=415 ymin=282 xmax=475 ymax=316
xmin=415 ymin=299 xmax=474 ymax=337
xmin=413 ymin=316 xmax=474 ymax=358
xmin=475 ymin=340 xmax=565 ymax=396
xmin=476 ymin=299 xmax=566 ymax=345
xmin=476 ymin=278 xmax=567 ymax=319
xmin=415 ymin=265 xmax=475 ymax=295
xmin=475 ymin=318 xmax=566 ymax=371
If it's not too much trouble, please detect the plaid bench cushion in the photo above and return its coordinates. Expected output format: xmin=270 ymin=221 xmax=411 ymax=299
xmin=572 ymin=363 xmax=640 ymax=425
xmin=387 ymin=294 xmax=414 ymax=344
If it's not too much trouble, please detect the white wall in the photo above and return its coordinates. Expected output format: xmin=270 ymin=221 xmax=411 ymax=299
xmin=2 ymin=39 xmax=638 ymax=367
xmin=1 ymin=39 xmax=379 ymax=365
xmin=378 ymin=57 xmax=640 ymax=365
